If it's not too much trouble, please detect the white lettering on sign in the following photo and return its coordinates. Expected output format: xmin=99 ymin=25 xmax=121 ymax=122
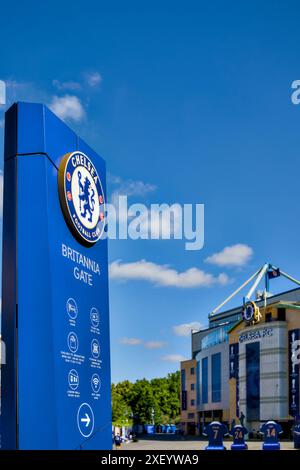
xmin=62 ymin=243 xmax=100 ymax=286
xmin=239 ymin=328 xmax=273 ymax=343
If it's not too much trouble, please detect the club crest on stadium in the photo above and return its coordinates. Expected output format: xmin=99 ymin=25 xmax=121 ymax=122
xmin=242 ymin=300 xmax=262 ymax=325
xmin=58 ymin=151 xmax=105 ymax=245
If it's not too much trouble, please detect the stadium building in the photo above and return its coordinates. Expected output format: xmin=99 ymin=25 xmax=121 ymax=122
xmin=180 ymin=264 xmax=300 ymax=436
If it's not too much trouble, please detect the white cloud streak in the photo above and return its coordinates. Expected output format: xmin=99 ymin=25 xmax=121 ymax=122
xmin=86 ymin=72 xmax=102 ymax=88
xmin=120 ymin=337 xmax=166 ymax=349
xmin=172 ymin=322 xmax=202 ymax=337
xmin=109 ymin=259 xmax=230 ymax=288
xmin=52 ymin=80 xmax=81 ymax=91
xmin=48 ymin=95 xmax=85 ymax=122
xmin=144 ymin=341 xmax=166 ymax=349
xmin=205 ymin=244 xmax=253 ymax=267
xmin=109 ymin=175 xmax=156 ymax=206
xmin=161 ymin=354 xmax=186 ymax=362
xmin=120 ymin=337 xmax=143 ymax=346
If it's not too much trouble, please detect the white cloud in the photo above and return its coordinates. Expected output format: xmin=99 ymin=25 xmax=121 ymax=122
xmin=120 ymin=337 xmax=166 ymax=349
xmin=6 ymin=80 xmax=30 ymax=90
xmin=138 ymin=204 xmax=182 ymax=239
xmin=52 ymin=79 xmax=81 ymax=91
xmin=109 ymin=175 xmax=157 ymax=227
xmin=205 ymin=244 xmax=253 ymax=267
xmin=108 ymin=176 xmax=187 ymax=240
xmin=119 ymin=180 xmax=156 ymax=197
xmin=110 ymin=175 xmax=156 ymax=205
xmin=4 ymin=80 xmax=39 ymax=104
xmin=172 ymin=322 xmax=202 ymax=337
xmin=0 ymin=119 xmax=4 ymax=128
xmin=0 ymin=80 xmax=5 ymax=105
xmin=107 ymin=173 xmax=122 ymax=185
xmin=48 ymin=95 xmax=85 ymax=122
xmin=109 ymin=259 xmax=230 ymax=288
xmin=86 ymin=72 xmax=102 ymax=88
xmin=120 ymin=337 xmax=143 ymax=346
xmin=161 ymin=354 xmax=186 ymax=362
xmin=144 ymin=341 xmax=166 ymax=349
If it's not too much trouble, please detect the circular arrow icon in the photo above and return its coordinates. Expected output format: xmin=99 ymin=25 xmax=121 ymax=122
xmin=77 ymin=403 xmax=94 ymax=438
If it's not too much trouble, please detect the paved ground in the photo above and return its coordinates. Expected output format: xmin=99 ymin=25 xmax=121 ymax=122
xmin=121 ymin=435 xmax=295 ymax=450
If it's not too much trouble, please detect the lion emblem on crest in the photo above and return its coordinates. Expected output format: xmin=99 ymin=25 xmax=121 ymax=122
xmin=78 ymin=171 xmax=95 ymax=222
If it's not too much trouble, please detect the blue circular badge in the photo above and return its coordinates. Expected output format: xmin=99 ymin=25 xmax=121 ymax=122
xmin=58 ymin=151 xmax=105 ymax=245
xmin=243 ymin=301 xmax=255 ymax=323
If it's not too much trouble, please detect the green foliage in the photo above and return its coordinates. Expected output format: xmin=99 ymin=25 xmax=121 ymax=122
xmin=111 ymin=371 xmax=180 ymax=426
xmin=111 ymin=384 xmax=133 ymax=427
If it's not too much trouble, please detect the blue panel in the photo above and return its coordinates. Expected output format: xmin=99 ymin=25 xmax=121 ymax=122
xmin=43 ymin=106 xmax=77 ymax=168
xmin=246 ymin=342 xmax=260 ymax=421
xmin=201 ymin=357 xmax=208 ymax=404
xmin=17 ymin=155 xmax=57 ymax=449
xmin=1 ymin=102 xmax=112 ymax=450
xmin=211 ymin=353 xmax=221 ymax=403
xmin=16 ymin=102 xmax=45 ymax=155
xmin=4 ymin=103 xmax=17 ymax=159
xmin=0 ymin=157 xmax=17 ymax=449
xmin=181 ymin=391 xmax=187 ymax=411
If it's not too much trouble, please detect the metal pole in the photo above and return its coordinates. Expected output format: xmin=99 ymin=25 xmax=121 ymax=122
xmin=265 ymin=264 xmax=270 ymax=293
xmin=280 ymin=270 xmax=300 ymax=287
xmin=245 ymin=263 xmax=269 ymax=300
xmin=210 ymin=268 xmax=262 ymax=316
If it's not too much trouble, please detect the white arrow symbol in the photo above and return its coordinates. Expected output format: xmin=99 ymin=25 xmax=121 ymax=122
xmin=81 ymin=413 xmax=90 ymax=427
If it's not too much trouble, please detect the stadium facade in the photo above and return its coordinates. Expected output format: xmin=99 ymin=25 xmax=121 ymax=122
xmin=180 ymin=286 xmax=300 ymax=436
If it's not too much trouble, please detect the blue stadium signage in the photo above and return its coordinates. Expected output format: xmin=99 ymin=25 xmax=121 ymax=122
xmin=1 ymin=103 xmax=111 ymax=450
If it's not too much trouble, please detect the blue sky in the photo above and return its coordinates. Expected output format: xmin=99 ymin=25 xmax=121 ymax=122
xmin=1 ymin=0 xmax=300 ymax=383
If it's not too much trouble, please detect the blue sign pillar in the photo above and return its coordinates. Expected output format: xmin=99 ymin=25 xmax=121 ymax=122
xmin=0 ymin=102 xmax=112 ymax=449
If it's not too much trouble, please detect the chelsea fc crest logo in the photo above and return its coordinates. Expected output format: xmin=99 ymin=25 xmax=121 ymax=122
xmin=242 ymin=300 xmax=262 ymax=325
xmin=58 ymin=151 xmax=105 ymax=246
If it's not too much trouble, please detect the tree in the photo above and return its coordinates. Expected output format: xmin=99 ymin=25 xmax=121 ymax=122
xmin=111 ymin=384 xmax=133 ymax=427
xmin=130 ymin=379 xmax=156 ymax=424
xmin=111 ymin=371 xmax=181 ymax=426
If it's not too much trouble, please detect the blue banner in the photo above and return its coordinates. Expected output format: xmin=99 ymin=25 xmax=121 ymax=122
xmin=229 ymin=343 xmax=239 ymax=417
xmin=229 ymin=343 xmax=239 ymax=379
xmin=289 ymin=329 xmax=300 ymax=416
xmin=236 ymin=377 xmax=240 ymax=418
